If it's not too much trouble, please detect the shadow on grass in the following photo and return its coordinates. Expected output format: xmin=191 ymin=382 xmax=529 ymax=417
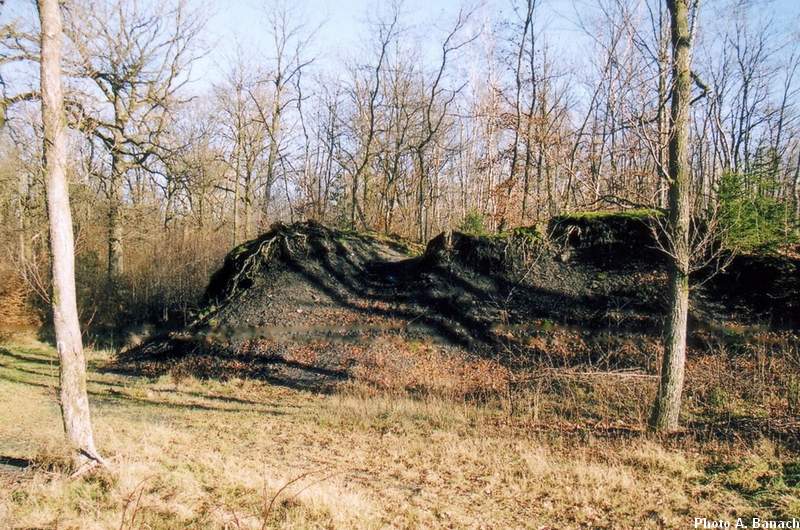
xmin=91 ymin=389 xmax=287 ymax=416
xmin=0 ymin=352 xmax=286 ymax=415
xmin=0 ymin=456 xmax=33 ymax=468
xmin=0 ymin=456 xmax=33 ymax=477
xmin=0 ymin=348 xmax=56 ymax=366
xmin=687 ymin=413 xmax=800 ymax=452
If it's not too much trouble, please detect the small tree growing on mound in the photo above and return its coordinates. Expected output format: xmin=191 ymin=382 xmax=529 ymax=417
xmin=717 ymin=166 xmax=795 ymax=253
xmin=458 ymin=210 xmax=487 ymax=235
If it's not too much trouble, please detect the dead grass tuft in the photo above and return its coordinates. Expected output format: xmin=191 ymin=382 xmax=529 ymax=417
xmin=353 ymin=336 xmax=510 ymax=400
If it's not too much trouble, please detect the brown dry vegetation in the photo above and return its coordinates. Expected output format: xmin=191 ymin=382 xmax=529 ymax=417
xmin=1 ymin=338 xmax=799 ymax=529
xmin=2 ymin=221 xmax=798 ymax=528
xmin=0 ymin=267 xmax=41 ymax=342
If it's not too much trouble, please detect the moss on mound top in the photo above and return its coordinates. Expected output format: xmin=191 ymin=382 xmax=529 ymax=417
xmin=548 ymin=209 xmax=663 ymax=255
xmin=554 ymin=208 xmax=664 ymax=222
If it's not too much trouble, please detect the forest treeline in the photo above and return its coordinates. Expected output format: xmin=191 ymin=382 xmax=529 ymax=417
xmin=0 ymin=0 xmax=798 ymax=335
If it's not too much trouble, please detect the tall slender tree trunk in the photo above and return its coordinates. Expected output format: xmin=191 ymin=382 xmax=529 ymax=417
xmin=107 ymin=143 xmax=124 ymax=280
xmin=521 ymin=139 xmax=532 ymax=220
xmin=793 ymin=148 xmax=800 ymax=220
xmin=38 ymin=0 xmax=103 ymax=468
xmin=16 ymin=173 xmax=29 ymax=262
xmin=232 ymin=165 xmax=240 ymax=246
xmin=416 ymin=151 xmax=427 ymax=243
xmin=650 ymin=0 xmax=693 ymax=432
xmin=263 ymin=93 xmax=282 ymax=227
xmin=656 ymin=11 xmax=670 ymax=208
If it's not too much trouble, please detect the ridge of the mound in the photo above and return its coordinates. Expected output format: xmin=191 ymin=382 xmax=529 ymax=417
xmin=549 ymin=209 xmax=661 ymax=251
xmin=202 ymin=220 xmax=410 ymax=305
xmin=118 ymin=217 xmax=799 ymax=392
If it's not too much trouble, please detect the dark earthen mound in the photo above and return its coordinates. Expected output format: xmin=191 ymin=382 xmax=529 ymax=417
xmin=118 ymin=215 xmax=798 ymax=392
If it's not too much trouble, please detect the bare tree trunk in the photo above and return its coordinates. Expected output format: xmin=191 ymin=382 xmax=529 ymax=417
xmin=507 ymin=0 xmax=533 ymax=217
xmin=656 ymin=9 xmax=670 ymax=208
xmin=107 ymin=151 xmax=124 ymax=280
xmin=106 ymin=109 xmax=127 ymax=282
xmin=263 ymin=98 xmax=281 ymax=224
xmin=16 ymin=172 xmax=29 ymax=262
xmin=232 ymin=145 xmax=240 ymax=246
xmin=650 ymin=0 xmax=693 ymax=433
xmin=107 ymin=202 xmax=123 ymax=278
xmin=38 ymin=0 xmax=103 ymax=468
xmin=793 ymin=148 xmax=800 ymax=220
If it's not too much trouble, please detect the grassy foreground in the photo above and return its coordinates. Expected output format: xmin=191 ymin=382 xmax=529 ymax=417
xmin=0 ymin=340 xmax=798 ymax=529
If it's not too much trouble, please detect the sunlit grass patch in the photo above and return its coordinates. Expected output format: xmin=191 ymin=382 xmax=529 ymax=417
xmin=1 ymin=340 xmax=798 ymax=528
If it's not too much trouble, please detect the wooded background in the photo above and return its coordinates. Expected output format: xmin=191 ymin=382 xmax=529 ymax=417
xmin=1 ymin=0 xmax=797 ymax=338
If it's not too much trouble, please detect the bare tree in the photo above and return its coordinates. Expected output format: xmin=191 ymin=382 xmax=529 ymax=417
xmin=38 ymin=0 xmax=103 ymax=469
xmin=343 ymin=5 xmax=399 ymax=230
xmin=251 ymin=1 xmax=316 ymax=229
xmin=214 ymin=53 xmax=268 ymax=244
xmin=412 ymin=6 xmax=478 ymax=241
xmin=64 ymin=0 xmax=204 ymax=282
xmin=503 ymin=0 xmax=536 ymax=224
xmin=649 ymin=0 xmax=695 ymax=432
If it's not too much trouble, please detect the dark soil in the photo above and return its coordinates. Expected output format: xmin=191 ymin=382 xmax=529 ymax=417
xmin=119 ymin=216 xmax=798 ymax=386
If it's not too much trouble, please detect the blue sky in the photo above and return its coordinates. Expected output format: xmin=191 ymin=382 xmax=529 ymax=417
xmin=195 ymin=0 xmax=588 ymax=86
xmin=2 ymin=0 xmax=799 ymax=93
xmin=194 ymin=0 xmax=800 ymax=88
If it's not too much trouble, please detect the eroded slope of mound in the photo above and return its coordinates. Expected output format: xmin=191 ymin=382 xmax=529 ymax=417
xmin=120 ymin=217 xmax=799 ymax=402
xmin=120 ymin=221 xmax=510 ymax=392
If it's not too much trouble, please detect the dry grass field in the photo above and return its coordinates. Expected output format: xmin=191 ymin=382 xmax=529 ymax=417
xmin=1 ymin=339 xmax=798 ymax=529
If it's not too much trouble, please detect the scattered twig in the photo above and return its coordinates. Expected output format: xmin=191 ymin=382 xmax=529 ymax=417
xmin=118 ymin=475 xmax=152 ymax=530
xmin=260 ymin=466 xmax=334 ymax=529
